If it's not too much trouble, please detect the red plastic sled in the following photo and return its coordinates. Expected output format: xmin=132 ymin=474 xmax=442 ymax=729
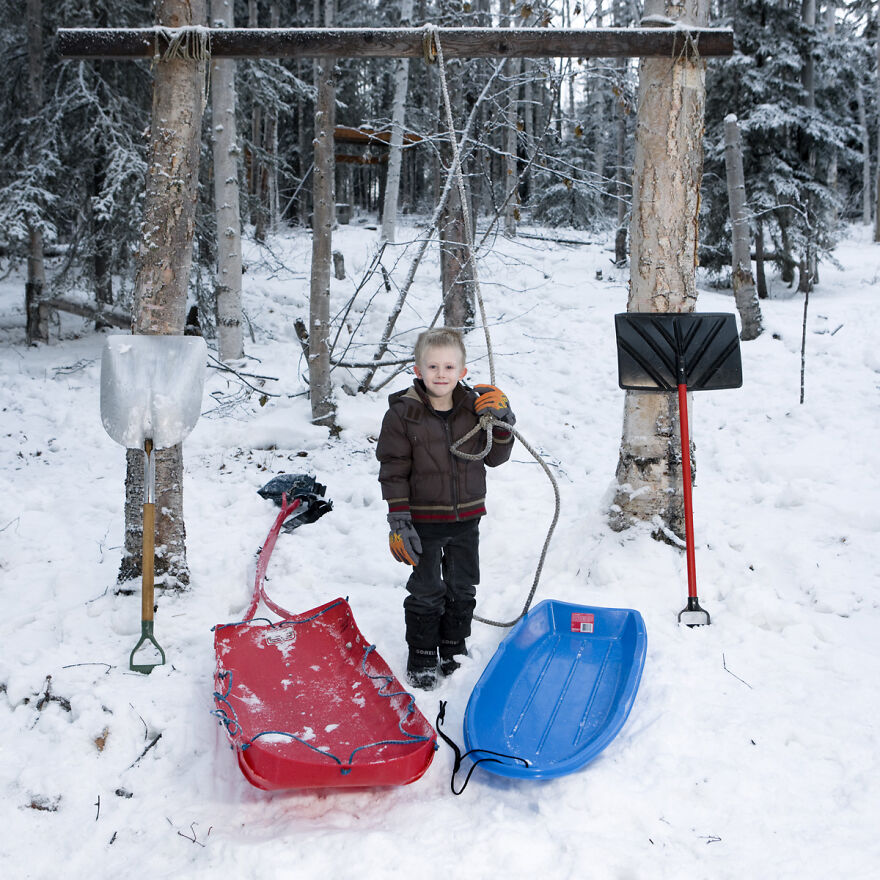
xmin=212 ymin=498 xmax=437 ymax=790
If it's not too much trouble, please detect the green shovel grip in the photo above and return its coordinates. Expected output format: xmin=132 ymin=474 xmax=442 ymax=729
xmin=130 ymin=620 xmax=166 ymax=674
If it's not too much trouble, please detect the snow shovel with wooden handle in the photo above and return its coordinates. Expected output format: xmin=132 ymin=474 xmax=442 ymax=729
xmin=100 ymin=334 xmax=207 ymax=672
xmin=614 ymin=313 xmax=742 ymax=626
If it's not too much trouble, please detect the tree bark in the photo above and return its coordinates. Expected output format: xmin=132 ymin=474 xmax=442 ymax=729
xmin=120 ymin=0 xmax=207 ymax=588
xmin=248 ymin=0 xmax=267 ymax=242
xmin=381 ymin=0 xmax=414 ymax=243
xmin=502 ymin=0 xmax=521 ymax=237
xmin=755 ymin=219 xmax=768 ymax=299
xmin=723 ymin=114 xmax=763 ymax=340
xmin=798 ymin=0 xmax=816 ymax=293
xmin=611 ymin=0 xmax=708 ymax=538
xmin=503 ymin=55 xmax=521 ymax=236
xmin=25 ymin=0 xmax=46 ymax=345
xmin=308 ymin=0 xmax=337 ymax=428
xmin=857 ymin=83 xmax=871 ymax=226
xmin=440 ymin=180 xmax=476 ymax=329
xmin=210 ymin=0 xmax=244 ymax=361
xmin=876 ymin=27 xmax=880 ymax=242
xmin=438 ymin=2 xmax=475 ymax=328
xmin=265 ymin=1 xmax=281 ymax=232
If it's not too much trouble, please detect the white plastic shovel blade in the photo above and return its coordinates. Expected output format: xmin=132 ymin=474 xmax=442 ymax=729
xmin=100 ymin=335 xmax=207 ymax=450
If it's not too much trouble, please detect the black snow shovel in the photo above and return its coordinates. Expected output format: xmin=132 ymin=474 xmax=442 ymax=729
xmin=614 ymin=313 xmax=742 ymax=626
xmin=100 ymin=334 xmax=207 ymax=672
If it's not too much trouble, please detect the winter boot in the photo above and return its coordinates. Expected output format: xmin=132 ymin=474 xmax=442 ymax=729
xmin=438 ymin=607 xmax=473 ymax=677
xmin=404 ymin=611 xmax=440 ymax=690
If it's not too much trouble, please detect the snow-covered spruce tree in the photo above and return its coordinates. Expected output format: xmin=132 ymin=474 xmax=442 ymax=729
xmin=700 ymin=0 xmax=866 ymax=290
xmin=0 ymin=1 xmax=152 ymax=336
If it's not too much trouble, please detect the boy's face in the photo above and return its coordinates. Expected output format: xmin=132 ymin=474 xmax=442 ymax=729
xmin=414 ymin=344 xmax=467 ymax=400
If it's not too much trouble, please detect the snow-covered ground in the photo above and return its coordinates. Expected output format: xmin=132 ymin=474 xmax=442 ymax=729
xmin=1 ymin=220 xmax=878 ymax=879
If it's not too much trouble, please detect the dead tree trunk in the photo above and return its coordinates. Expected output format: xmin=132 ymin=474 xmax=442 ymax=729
xmin=248 ymin=0 xmax=266 ymax=242
xmin=210 ymin=0 xmax=244 ymax=361
xmin=723 ymin=114 xmax=763 ymax=340
xmin=308 ymin=3 xmax=337 ymax=428
xmin=611 ymin=0 xmax=708 ymax=539
xmin=120 ymin=0 xmax=207 ymax=588
xmin=875 ymin=27 xmax=880 ymax=242
xmin=25 ymin=0 xmax=46 ymax=344
xmin=503 ymin=54 xmax=521 ymax=236
xmin=614 ymin=57 xmax=629 ymax=265
xmin=857 ymin=83 xmax=871 ymax=226
xmin=266 ymin=0 xmax=281 ymax=232
xmin=755 ymin=220 xmax=768 ymax=299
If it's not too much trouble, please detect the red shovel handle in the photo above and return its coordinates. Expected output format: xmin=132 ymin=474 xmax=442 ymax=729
xmin=678 ymin=383 xmax=698 ymax=600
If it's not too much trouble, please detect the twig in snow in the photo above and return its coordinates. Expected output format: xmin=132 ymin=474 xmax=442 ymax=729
xmin=62 ymin=662 xmax=113 ymax=674
xmin=722 ymin=653 xmax=752 ymax=689
xmin=128 ymin=732 xmax=162 ymax=769
xmin=177 ymin=822 xmax=212 ymax=847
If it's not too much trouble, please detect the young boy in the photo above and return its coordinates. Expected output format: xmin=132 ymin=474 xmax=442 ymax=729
xmin=376 ymin=328 xmax=516 ymax=689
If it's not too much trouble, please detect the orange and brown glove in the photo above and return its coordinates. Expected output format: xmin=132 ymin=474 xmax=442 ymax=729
xmin=388 ymin=512 xmax=422 ymax=566
xmin=473 ymin=384 xmax=516 ymax=426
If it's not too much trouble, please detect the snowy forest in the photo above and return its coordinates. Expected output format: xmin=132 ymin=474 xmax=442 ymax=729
xmin=2 ymin=2 xmax=879 ymax=878
xmin=7 ymin=0 xmax=880 ymax=333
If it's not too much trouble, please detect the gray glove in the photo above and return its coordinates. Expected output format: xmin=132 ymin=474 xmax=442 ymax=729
xmin=387 ymin=513 xmax=422 ymax=566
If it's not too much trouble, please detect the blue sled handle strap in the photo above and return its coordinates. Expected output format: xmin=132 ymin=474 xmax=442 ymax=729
xmin=435 ymin=701 xmax=529 ymax=796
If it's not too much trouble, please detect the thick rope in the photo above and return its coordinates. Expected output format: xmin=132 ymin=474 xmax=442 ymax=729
xmin=429 ymin=27 xmax=560 ymax=628
xmin=451 ymin=416 xmax=561 ymax=628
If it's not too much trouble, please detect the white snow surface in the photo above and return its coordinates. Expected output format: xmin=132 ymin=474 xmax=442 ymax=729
xmin=1 ymin=222 xmax=878 ymax=879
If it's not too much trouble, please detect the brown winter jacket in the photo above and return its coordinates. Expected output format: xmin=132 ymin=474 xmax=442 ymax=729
xmin=376 ymin=380 xmax=514 ymax=523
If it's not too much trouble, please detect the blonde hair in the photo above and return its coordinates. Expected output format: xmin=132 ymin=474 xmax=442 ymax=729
xmin=413 ymin=328 xmax=466 ymax=368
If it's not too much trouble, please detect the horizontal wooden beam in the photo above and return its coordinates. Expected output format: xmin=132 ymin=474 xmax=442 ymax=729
xmin=334 ymin=125 xmax=424 ymax=146
xmin=56 ymin=26 xmax=734 ymax=61
xmin=41 ymin=297 xmax=130 ymax=329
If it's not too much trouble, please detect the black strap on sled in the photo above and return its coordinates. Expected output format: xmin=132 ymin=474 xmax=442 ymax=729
xmin=435 ymin=701 xmax=529 ymax=795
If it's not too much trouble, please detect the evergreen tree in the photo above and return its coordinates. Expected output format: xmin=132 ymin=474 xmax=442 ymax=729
xmin=701 ymin=0 xmax=867 ymax=288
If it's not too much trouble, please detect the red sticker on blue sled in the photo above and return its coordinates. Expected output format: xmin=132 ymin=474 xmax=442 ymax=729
xmin=571 ymin=613 xmax=594 ymax=634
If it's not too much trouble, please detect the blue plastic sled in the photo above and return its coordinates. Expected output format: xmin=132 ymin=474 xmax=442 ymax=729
xmin=463 ymin=600 xmax=647 ymax=780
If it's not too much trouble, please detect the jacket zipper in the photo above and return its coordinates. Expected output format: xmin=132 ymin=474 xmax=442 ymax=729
xmin=443 ymin=416 xmax=461 ymax=521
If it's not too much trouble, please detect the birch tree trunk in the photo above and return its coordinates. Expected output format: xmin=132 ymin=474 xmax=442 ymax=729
xmin=723 ymin=114 xmax=763 ymax=340
xmin=308 ymin=0 xmax=337 ymax=427
xmin=610 ymin=0 xmax=708 ymax=538
xmin=381 ymin=0 xmax=414 ymax=243
xmin=25 ymin=0 xmax=46 ymax=345
xmin=211 ymin=0 xmax=244 ymax=361
xmin=120 ymin=0 xmax=207 ymax=588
